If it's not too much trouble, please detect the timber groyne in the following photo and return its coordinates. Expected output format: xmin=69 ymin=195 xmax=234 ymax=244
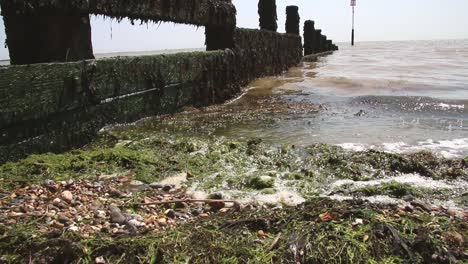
xmin=0 ymin=0 xmax=337 ymax=163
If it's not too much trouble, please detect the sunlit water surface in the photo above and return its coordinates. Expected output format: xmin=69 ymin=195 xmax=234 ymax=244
xmin=215 ymin=40 xmax=468 ymax=158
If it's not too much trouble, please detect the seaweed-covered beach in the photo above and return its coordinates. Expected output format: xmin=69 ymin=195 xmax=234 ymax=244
xmin=2 ymin=44 xmax=468 ymax=262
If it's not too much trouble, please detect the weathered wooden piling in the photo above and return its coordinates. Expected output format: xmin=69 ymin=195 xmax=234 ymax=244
xmin=303 ymin=20 xmax=316 ymax=55
xmin=314 ymin=29 xmax=322 ymax=53
xmin=320 ymin=35 xmax=327 ymax=52
xmin=205 ymin=26 xmax=235 ymax=51
xmin=258 ymin=0 xmax=278 ymax=32
xmin=0 ymin=7 xmax=94 ymax=65
xmin=285 ymin=6 xmax=300 ymax=35
xmin=326 ymin=40 xmax=333 ymax=51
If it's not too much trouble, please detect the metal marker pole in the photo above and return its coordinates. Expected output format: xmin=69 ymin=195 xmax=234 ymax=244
xmin=351 ymin=6 xmax=355 ymax=46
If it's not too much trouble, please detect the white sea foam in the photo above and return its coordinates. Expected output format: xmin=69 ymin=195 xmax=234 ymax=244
xmin=337 ymin=138 xmax=468 ymax=158
xmin=416 ymin=102 xmax=465 ymax=111
xmin=436 ymin=103 xmax=465 ymax=110
xmin=337 ymin=143 xmax=367 ymax=152
xmin=327 ymin=194 xmax=401 ymax=205
xmin=247 ymin=190 xmax=306 ymax=207
xmin=331 ymin=173 xmax=460 ymax=191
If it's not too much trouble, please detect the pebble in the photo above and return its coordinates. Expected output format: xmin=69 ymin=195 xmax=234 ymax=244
xmin=130 ymin=180 xmax=145 ymax=186
xmin=191 ymin=208 xmax=203 ymax=216
xmin=58 ymin=215 xmax=71 ymax=225
xmin=68 ymin=225 xmax=80 ymax=232
xmin=162 ymin=185 xmax=173 ymax=192
xmin=219 ymin=208 xmax=230 ymax=213
xmin=402 ymin=195 xmax=415 ymax=202
xmin=109 ymin=189 xmax=124 ymax=198
xmin=50 ymin=221 xmax=65 ymax=229
xmin=8 ymin=212 xmax=24 ymax=217
xmin=128 ymin=219 xmax=146 ymax=228
xmin=44 ymin=179 xmax=58 ymax=191
xmin=411 ymin=200 xmax=432 ymax=212
xmin=208 ymin=193 xmax=223 ymax=200
xmin=352 ymin=218 xmax=364 ymax=226
xmin=6 ymin=219 xmax=17 ymax=225
xmin=95 ymin=256 xmax=106 ymax=264
xmin=61 ymin=191 xmax=73 ymax=203
xmin=209 ymin=201 xmax=226 ymax=211
xmin=52 ymin=198 xmax=62 ymax=206
xmin=447 ymin=209 xmax=463 ymax=219
xmin=165 ymin=209 xmax=176 ymax=219
xmin=175 ymin=202 xmax=188 ymax=209
xmin=108 ymin=205 xmax=126 ymax=224
xmin=149 ymin=183 xmax=163 ymax=189
xmin=258 ymin=230 xmax=266 ymax=239
xmin=156 ymin=218 xmax=167 ymax=226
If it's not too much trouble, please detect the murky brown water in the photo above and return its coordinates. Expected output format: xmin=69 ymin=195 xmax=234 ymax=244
xmin=108 ymin=40 xmax=468 ymax=158
xmin=214 ymin=40 xmax=468 ymax=158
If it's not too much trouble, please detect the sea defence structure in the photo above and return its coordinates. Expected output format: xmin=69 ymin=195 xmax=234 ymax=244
xmin=285 ymin=6 xmax=300 ymax=35
xmin=0 ymin=0 xmax=336 ymax=163
xmin=303 ymin=20 xmax=338 ymax=56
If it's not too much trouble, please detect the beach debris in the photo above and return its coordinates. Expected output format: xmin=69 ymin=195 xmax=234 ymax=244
xmin=95 ymin=256 xmax=106 ymax=264
xmin=352 ymin=218 xmax=364 ymax=226
xmin=258 ymin=230 xmax=266 ymax=239
xmin=318 ymin=212 xmax=336 ymax=222
xmin=268 ymin=233 xmax=282 ymax=252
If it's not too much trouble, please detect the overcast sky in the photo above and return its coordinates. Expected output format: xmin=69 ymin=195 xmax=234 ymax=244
xmin=1 ymin=0 xmax=468 ymax=59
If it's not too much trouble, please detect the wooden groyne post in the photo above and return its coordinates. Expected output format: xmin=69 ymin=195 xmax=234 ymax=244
xmin=326 ymin=40 xmax=332 ymax=51
xmin=258 ymin=0 xmax=278 ymax=32
xmin=314 ymin=29 xmax=322 ymax=52
xmin=0 ymin=3 xmax=94 ymax=65
xmin=205 ymin=27 xmax=235 ymax=51
xmin=0 ymin=0 xmax=238 ymax=64
xmin=320 ymin=35 xmax=327 ymax=52
xmin=303 ymin=20 xmax=315 ymax=55
xmin=285 ymin=6 xmax=300 ymax=35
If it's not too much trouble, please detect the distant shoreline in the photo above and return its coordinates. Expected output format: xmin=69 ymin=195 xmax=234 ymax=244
xmin=0 ymin=48 xmax=206 ymax=66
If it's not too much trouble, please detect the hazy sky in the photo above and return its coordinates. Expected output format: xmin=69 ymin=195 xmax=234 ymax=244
xmin=1 ymin=0 xmax=468 ymax=59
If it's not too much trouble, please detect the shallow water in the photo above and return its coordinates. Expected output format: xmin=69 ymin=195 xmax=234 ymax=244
xmin=215 ymin=39 xmax=468 ymax=158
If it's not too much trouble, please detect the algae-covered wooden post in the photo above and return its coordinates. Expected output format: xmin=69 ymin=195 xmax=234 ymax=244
xmin=320 ymin=35 xmax=327 ymax=52
xmin=303 ymin=20 xmax=315 ymax=55
xmin=205 ymin=27 xmax=234 ymax=51
xmin=285 ymin=6 xmax=300 ymax=35
xmin=0 ymin=2 xmax=94 ymax=65
xmin=258 ymin=0 xmax=278 ymax=32
xmin=326 ymin=40 xmax=333 ymax=51
xmin=314 ymin=29 xmax=322 ymax=53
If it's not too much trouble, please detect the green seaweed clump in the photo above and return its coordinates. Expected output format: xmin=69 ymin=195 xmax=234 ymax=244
xmin=249 ymin=175 xmax=275 ymax=190
xmin=354 ymin=182 xmax=424 ymax=198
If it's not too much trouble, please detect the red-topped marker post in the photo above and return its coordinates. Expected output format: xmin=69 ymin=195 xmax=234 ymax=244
xmin=351 ymin=0 xmax=356 ymax=46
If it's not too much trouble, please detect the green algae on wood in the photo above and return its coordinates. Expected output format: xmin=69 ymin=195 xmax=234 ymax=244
xmin=0 ymin=0 xmax=237 ymax=28
xmin=0 ymin=28 xmax=303 ymax=164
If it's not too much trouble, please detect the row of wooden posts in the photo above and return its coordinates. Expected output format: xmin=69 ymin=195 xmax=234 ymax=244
xmin=258 ymin=0 xmax=338 ymax=55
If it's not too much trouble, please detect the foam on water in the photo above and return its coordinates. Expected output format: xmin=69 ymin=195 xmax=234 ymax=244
xmin=330 ymin=173 xmax=462 ymax=191
xmin=242 ymin=190 xmax=306 ymax=207
xmin=158 ymin=172 xmax=188 ymax=189
xmin=326 ymin=194 xmax=401 ymax=205
xmin=337 ymin=138 xmax=468 ymax=158
xmin=325 ymin=173 xmax=467 ymax=210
